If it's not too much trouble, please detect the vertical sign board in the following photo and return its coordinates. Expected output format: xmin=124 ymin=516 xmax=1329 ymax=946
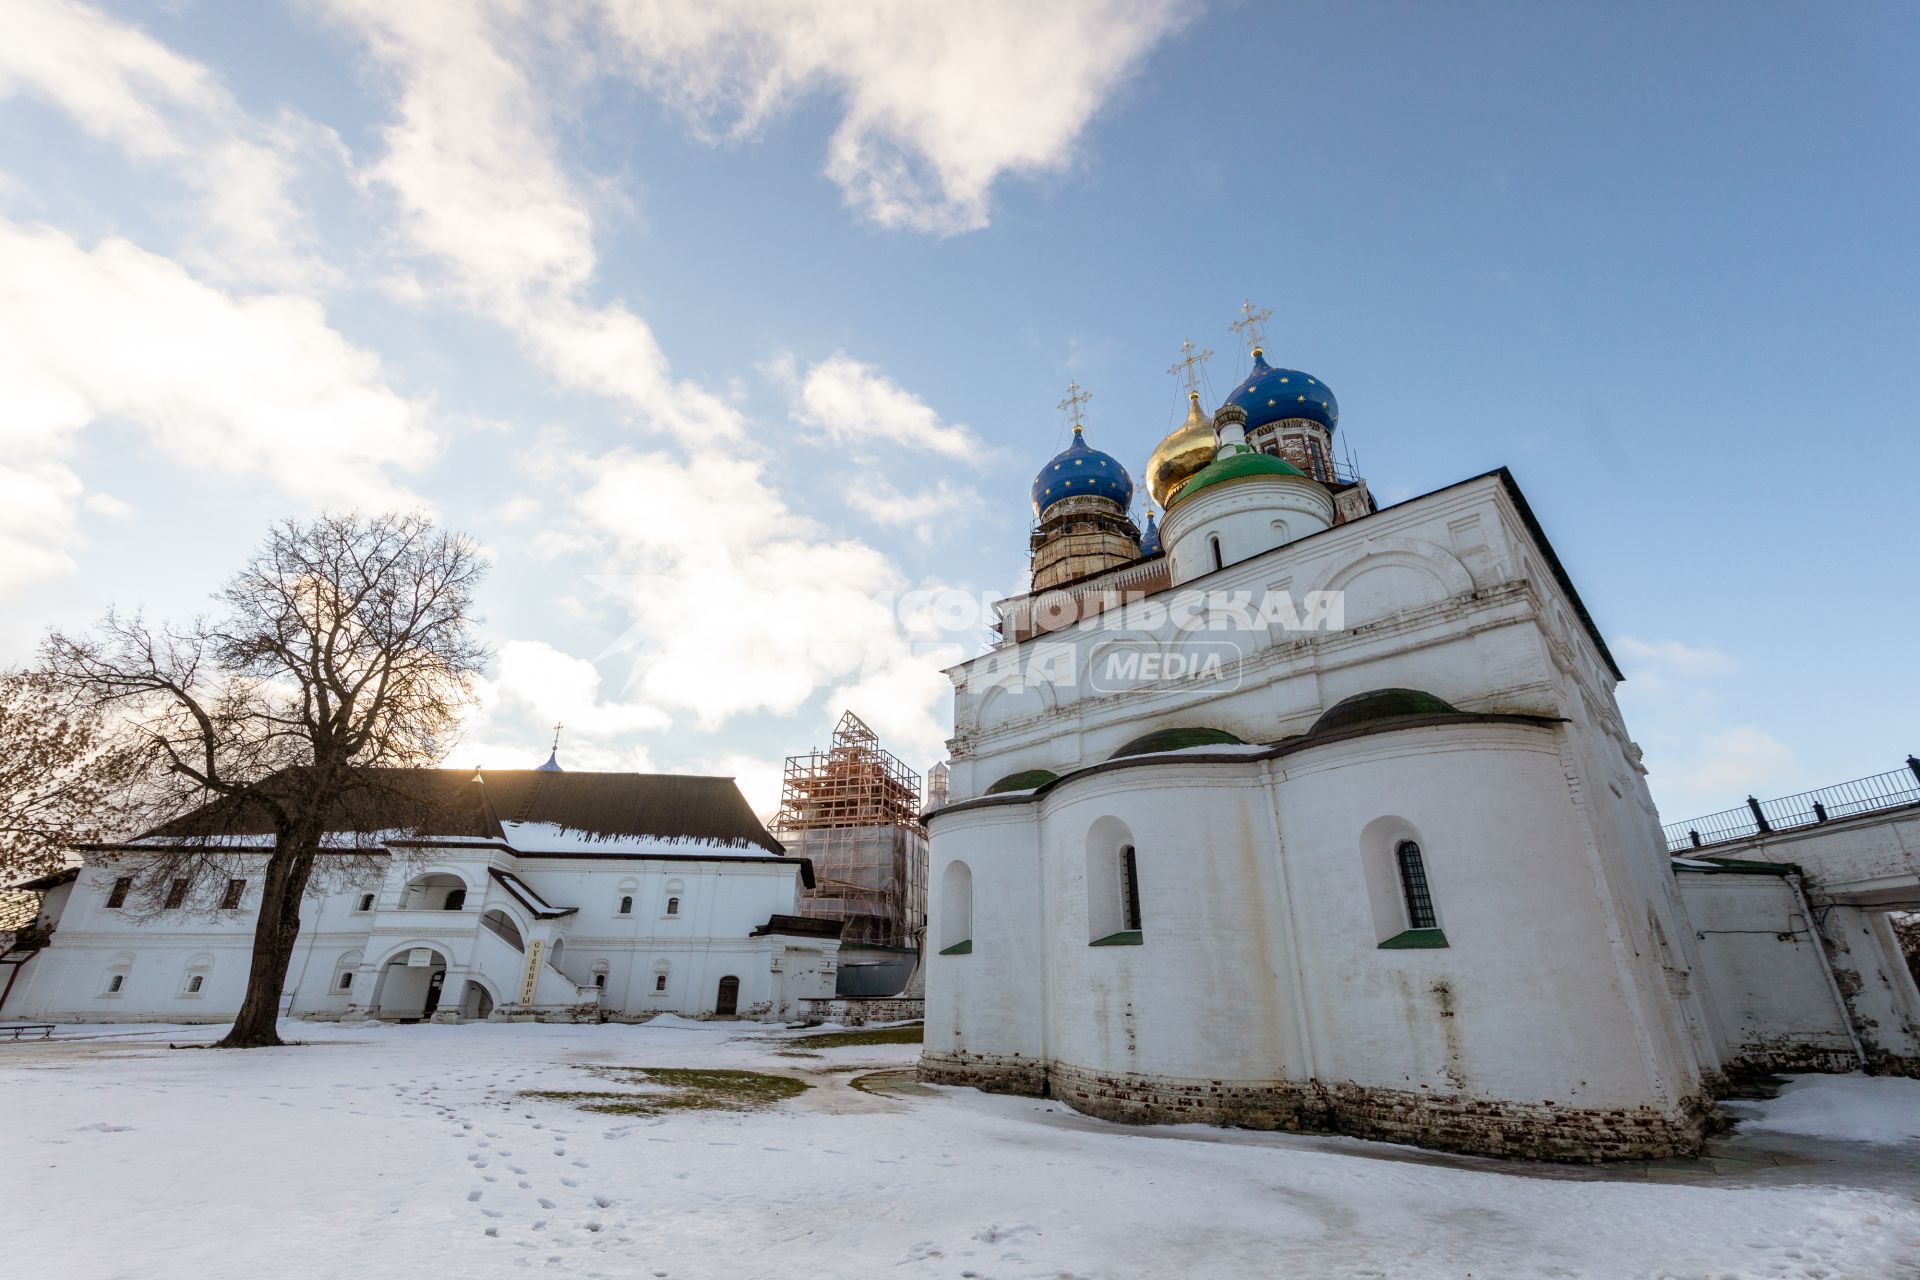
xmin=520 ymin=939 xmax=545 ymax=1006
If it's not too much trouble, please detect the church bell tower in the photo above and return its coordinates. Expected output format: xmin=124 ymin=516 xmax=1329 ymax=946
xmin=1028 ymin=383 xmax=1140 ymax=592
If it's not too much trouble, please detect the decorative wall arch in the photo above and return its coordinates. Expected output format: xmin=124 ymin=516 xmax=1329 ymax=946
xmin=939 ymin=861 xmax=973 ymax=954
xmin=1310 ymin=538 xmax=1475 ymax=628
xmin=975 ymin=672 xmax=1062 ymax=731
xmin=370 ymin=938 xmax=454 ymax=970
xmin=1084 ymin=815 xmax=1141 ymax=943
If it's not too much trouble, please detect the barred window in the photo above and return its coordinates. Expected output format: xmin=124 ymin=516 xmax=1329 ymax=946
xmin=1120 ymin=846 xmax=1142 ymax=932
xmin=1396 ymin=840 xmax=1438 ymax=930
xmin=619 ymin=895 xmax=633 ymax=915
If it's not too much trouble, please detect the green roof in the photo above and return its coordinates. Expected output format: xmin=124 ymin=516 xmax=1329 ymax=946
xmin=1109 ymin=727 xmax=1245 ymax=759
xmin=984 ymin=768 xmax=1059 ymax=795
xmin=1169 ymin=449 xmax=1306 ymax=507
xmin=1311 ymin=688 xmax=1459 ymax=736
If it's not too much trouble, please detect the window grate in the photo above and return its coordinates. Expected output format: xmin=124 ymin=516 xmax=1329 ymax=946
xmin=1396 ymin=841 xmax=1438 ymax=930
xmin=1119 ymin=846 xmax=1142 ymax=932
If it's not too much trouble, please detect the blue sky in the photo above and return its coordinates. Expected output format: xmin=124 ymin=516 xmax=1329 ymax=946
xmin=2 ymin=1 xmax=1915 ymax=821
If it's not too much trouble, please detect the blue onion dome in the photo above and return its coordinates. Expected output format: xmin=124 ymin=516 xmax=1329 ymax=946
xmin=1138 ymin=507 xmax=1163 ymax=556
xmin=1227 ymin=349 xmax=1338 ymax=432
xmin=1031 ymin=427 xmax=1135 ymax=518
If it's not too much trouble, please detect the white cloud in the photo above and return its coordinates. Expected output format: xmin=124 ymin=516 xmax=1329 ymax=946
xmin=0 ymin=0 xmax=338 ymax=286
xmin=573 ymin=448 xmax=927 ymax=727
xmin=487 ymin=638 xmax=671 ymax=738
xmin=596 ymin=0 xmax=1197 ymax=233
xmin=1616 ymin=636 xmax=1734 ymax=691
xmin=1659 ymin=725 xmax=1798 ymax=815
xmin=691 ymin=752 xmax=787 ymax=825
xmin=319 ymin=0 xmax=743 ymax=446
xmin=0 ymin=219 xmax=434 ymax=598
xmin=775 ymin=352 xmax=984 ymax=459
xmin=842 ymin=476 xmax=981 ymax=536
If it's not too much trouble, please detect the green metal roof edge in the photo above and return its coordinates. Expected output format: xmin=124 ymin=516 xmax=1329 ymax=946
xmin=1378 ymin=928 xmax=1449 ymax=949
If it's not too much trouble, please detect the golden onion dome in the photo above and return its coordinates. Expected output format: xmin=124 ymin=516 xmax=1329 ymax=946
xmin=1145 ymin=391 xmax=1218 ymax=510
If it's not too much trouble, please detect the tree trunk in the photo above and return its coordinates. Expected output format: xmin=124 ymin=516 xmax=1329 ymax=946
xmin=218 ymin=834 xmax=320 ymax=1049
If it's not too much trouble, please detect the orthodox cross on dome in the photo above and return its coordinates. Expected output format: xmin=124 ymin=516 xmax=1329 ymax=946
xmin=1167 ymin=339 xmax=1213 ymax=396
xmin=550 ymin=721 xmax=564 ymax=753
xmin=1231 ymin=299 xmax=1273 ymax=356
xmin=1057 ymin=381 xmax=1092 ymax=434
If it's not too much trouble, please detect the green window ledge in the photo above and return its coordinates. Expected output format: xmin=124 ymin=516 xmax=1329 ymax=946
xmin=1090 ymin=930 xmax=1143 ymax=947
xmin=938 ymin=939 xmax=972 ymax=956
xmin=1379 ymin=928 xmax=1449 ymax=949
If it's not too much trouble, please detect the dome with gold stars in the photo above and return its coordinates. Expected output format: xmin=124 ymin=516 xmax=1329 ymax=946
xmin=1144 ymin=390 xmax=1218 ymax=511
xmin=1031 ymin=427 xmax=1134 ymax=518
xmin=1227 ymin=350 xmax=1338 ymax=432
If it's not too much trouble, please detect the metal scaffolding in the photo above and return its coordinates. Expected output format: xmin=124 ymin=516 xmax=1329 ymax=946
xmin=773 ymin=711 xmax=928 ymax=950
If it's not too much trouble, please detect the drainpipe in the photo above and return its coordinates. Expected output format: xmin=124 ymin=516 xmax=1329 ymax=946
xmin=1787 ymin=872 xmax=1869 ymax=1070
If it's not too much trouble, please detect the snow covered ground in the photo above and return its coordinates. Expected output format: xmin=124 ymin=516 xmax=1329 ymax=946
xmin=3 ymin=1021 xmax=1917 ymax=1280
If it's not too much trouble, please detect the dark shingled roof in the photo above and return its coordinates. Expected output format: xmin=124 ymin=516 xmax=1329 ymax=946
xmin=139 ymin=768 xmax=783 ymax=854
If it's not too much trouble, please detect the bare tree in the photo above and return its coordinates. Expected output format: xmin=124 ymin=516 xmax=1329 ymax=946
xmin=0 ymin=671 xmax=142 ymax=886
xmin=42 ymin=512 xmax=487 ymax=1048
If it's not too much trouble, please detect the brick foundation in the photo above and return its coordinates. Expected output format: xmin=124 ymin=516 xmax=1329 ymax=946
xmin=801 ymin=997 xmax=925 ymax=1026
xmin=918 ymin=1050 xmax=1048 ymax=1097
xmin=926 ymin=1055 xmax=1714 ymax=1162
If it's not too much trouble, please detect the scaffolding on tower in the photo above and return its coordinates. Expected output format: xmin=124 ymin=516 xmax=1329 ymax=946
xmin=773 ymin=711 xmax=928 ymax=952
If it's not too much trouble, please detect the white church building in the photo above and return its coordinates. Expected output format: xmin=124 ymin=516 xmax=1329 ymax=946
xmin=2 ymin=762 xmax=841 ymax=1024
xmin=918 ymin=334 xmax=1919 ymax=1161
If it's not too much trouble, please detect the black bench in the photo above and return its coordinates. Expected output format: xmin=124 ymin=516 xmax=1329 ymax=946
xmin=0 ymin=1024 xmax=55 ymax=1040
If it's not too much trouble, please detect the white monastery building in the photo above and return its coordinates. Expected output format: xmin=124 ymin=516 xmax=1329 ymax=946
xmin=918 ymin=324 xmax=1920 ymax=1161
xmin=3 ymin=762 xmax=840 ymax=1024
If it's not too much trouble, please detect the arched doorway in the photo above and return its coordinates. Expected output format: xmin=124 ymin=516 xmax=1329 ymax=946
xmin=461 ymin=980 xmax=494 ymax=1021
xmin=715 ymin=974 xmax=740 ymax=1016
xmin=369 ymin=946 xmax=449 ymax=1021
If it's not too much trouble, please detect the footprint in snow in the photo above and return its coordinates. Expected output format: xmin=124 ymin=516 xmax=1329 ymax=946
xmin=592 ymin=1195 xmax=614 ymax=1208
xmin=467 ymin=1191 xmax=483 ymax=1202
xmin=518 ymin=1181 xmax=532 ymax=1190
xmin=538 ymin=1198 xmax=556 ymax=1209
xmin=559 ymin=1178 xmax=579 ymax=1188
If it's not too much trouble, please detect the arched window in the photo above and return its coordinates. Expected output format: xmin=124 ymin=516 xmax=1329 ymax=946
xmin=180 ymin=952 xmax=213 ymax=997
xmin=592 ymin=961 xmax=610 ymax=991
xmin=939 ymin=861 xmax=973 ymax=955
xmin=101 ymin=952 xmax=135 ymax=997
xmin=618 ymin=895 xmax=633 ymax=915
xmin=1396 ymin=840 xmax=1438 ymax=930
xmin=332 ymin=951 xmax=363 ymax=996
xmin=666 ymin=897 xmax=680 ymax=917
xmin=654 ymin=972 xmax=668 ymax=992
xmin=357 ymin=893 xmax=375 ymax=913
xmin=443 ymin=887 xmax=467 ymax=911
xmin=1209 ymin=534 xmax=1224 ymax=571
xmin=1306 ymin=437 xmax=1329 ymax=480
xmin=1086 ymin=820 xmax=1143 ymax=945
